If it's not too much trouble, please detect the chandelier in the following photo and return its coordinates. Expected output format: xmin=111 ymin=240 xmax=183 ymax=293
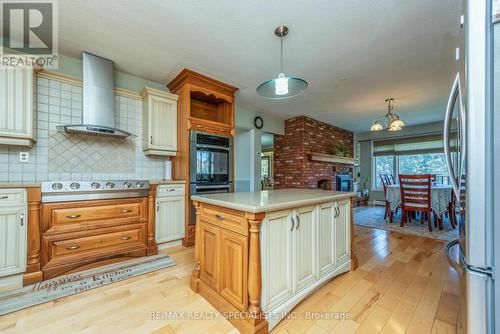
xmin=370 ymin=98 xmax=405 ymax=131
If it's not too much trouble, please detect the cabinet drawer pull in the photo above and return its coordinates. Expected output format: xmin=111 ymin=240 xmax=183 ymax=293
xmin=120 ymin=236 xmax=131 ymax=240
xmin=65 ymin=245 xmax=80 ymax=250
xmin=121 ymin=209 xmax=132 ymax=213
xmin=66 ymin=214 xmax=81 ymax=219
xmin=296 ymin=215 xmax=300 ymax=230
xmin=290 ymin=216 xmax=295 ymax=231
xmin=167 ymin=188 xmax=176 ymax=192
xmin=215 ymin=214 xmax=225 ymax=221
xmin=0 ymin=196 xmax=8 ymax=200
xmin=150 ymin=136 xmax=153 ymax=144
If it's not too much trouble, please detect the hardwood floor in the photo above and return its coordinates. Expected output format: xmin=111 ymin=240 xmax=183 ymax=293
xmin=0 ymin=226 xmax=458 ymax=334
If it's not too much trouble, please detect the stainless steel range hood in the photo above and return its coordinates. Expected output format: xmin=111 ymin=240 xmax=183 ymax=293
xmin=57 ymin=52 xmax=133 ymax=138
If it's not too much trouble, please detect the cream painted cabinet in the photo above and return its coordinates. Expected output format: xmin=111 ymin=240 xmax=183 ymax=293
xmin=294 ymin=205 xmax=317 ymax=292
xmin=0 ymin=65 xmax=35 ymax=146
xmin=155 ymin=184 xmax=185 ymax=244
xmin=317 ymin=202 xmax=336 ymax=278
xmin=261 ymin=200 xmax=352 ymax=330
xmin=335 ymin=199 xmax=350 ymax=265
xmin=260 ymin=209 xmax=294 ymax=311
xmin=141 ymin=87 xmax=178 ymax=156
xmin=0 ymin=189 xmax=27 ymax=277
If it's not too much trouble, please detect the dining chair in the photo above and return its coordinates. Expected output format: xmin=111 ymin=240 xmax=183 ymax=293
xmin=380 ymin=174 xmax=391 ymax=220
xmin=383 ymin=174 xmax=392 ymax=186
xmin=387 ymin=174 xmax=396 ymax=185
xmin=399 ymin=174 xmax=434 ymax=231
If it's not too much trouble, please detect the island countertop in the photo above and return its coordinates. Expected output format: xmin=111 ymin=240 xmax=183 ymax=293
xmin=191 ymin=189 xmax=356 ymax=213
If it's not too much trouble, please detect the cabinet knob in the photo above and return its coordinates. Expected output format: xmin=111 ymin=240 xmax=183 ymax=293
xmin=120 ymin=236 xmax=131 ymax=240
xmin=20 ymin=212 xmax=24 ymax=226
xmin=65 ymin=245 xmax=80 ymax=250
xmin=66 ymin=214 xmax=81 ymax=219
xmin=215 ymin=214 xmax=225 ymax=221
xmin=121 ymin=209 xmax=132 ymax=213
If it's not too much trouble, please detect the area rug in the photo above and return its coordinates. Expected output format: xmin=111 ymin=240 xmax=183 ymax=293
xmin=0 ymin=254 xmax=176 ymax=316
xmin=353 ymin=206 xmax=458 ymax=241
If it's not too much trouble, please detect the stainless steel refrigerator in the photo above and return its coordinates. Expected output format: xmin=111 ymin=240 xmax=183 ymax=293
xmin=444 ymin=1 xmax=498 ymax=333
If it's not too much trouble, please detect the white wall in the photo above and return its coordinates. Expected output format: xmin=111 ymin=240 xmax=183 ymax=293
xmin=233 ymin=106 xmax=284 ymax=192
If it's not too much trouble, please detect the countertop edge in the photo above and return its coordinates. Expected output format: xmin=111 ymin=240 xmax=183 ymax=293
xmin=191 ymin=192 xmax=356 ymax=213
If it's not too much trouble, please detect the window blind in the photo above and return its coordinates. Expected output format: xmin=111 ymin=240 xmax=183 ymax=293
xmin=373 ymin=133 xmax=458 ymax=156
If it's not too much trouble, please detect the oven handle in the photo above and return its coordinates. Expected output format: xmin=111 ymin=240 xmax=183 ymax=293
xmin=196 ymin=144 xmax=230 ymax=151
xmin=195 ymin=184 xmax=230 ymax=190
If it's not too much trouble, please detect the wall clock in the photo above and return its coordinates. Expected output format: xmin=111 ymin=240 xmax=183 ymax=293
xmin=254 ymin=116 xmax=264 ymax=129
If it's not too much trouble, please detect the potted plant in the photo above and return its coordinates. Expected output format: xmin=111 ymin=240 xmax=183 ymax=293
xmin=336 ymin=146 xmax=349 ymax=157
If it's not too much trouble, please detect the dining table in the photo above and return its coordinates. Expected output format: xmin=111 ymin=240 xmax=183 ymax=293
xmin=385 ymin=184 xmax=453 ymax=217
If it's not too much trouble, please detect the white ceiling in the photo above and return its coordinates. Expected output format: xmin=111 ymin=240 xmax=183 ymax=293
xmin=58 ymin=0 xmax=462 ymax=133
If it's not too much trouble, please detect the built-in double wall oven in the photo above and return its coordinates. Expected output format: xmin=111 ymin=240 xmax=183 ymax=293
xmin=189 ymin=131 xmax=233 ymax=224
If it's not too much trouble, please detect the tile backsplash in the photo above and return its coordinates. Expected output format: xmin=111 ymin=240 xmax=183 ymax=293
xmin=0 ymin=76 xmax=166 ymax=182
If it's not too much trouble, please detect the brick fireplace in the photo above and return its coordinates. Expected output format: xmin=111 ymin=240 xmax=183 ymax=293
xmin=274 ymin=116 xmax=353 ymax=190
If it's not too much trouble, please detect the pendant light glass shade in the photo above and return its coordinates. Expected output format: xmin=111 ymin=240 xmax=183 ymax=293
xmin=257 ymin=26 xmax=308 ymax=99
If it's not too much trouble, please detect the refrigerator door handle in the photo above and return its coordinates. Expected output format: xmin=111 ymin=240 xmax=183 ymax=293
xmin=444 ymin=72 xmax=462 ymax=200
xmin=445 ymin=239 xmax=462 ymax=274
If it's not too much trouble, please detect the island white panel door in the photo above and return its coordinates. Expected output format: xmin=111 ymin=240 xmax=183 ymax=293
xmin=0 ymin=206 xmax=27 ymax=277
xmin=335 ymin=199 xmax=350 ymax=265
xmin=317 ymin=202 xmax=336 ymax=278
xmin=294 ymin=205 xmax=317 ymax=292
xmin=155 ymin=195 xmax=185 ymax=243
xmin=261 ymin=209 xmax=294 ymax=311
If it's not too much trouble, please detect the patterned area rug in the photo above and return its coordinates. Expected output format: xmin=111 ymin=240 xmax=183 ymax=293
xmin=353 ymin=206 xmax=458 ymax=241
xmin=0 ymin=254 xmax=176 ymax=316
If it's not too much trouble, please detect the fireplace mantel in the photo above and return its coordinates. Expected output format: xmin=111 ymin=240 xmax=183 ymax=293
xmin=310 ymin=152 xmax=358 ymax=165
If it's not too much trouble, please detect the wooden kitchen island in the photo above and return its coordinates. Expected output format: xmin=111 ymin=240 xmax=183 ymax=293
xmin=190 ymin=189 xmax=357 ymax=333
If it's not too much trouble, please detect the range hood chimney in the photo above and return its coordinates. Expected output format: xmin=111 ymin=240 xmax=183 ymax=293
xmin=57 ymin=52 xmax=133 ymax=138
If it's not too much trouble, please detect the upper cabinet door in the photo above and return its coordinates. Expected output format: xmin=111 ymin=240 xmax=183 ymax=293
xmin=260 ymin=209 xmax=294 ymax=312
xmin=141 ymin=87 xmax=178 ymax=156
xmin=0 ymin=65 xmax=34 ymax=147
xmin=294 ymin=205 xmax=317 ymax=292
xmin=335 ymin=199 xmax=350 ymax=265
xmin=0 ymin=206 xmax=27 ymax=277
xmin=317 ymin=202 xmax=336 ymax=278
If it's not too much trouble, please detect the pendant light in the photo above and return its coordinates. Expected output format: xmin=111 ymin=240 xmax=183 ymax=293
xmin=370 ymin=98 xmax=405 ymax=131
xmin=256 ymin=26 xmax=308 ymax=99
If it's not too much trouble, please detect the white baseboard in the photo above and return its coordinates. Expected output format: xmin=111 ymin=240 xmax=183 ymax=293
xmin=0 ymin=273 xmax=24 ymax=291
xmin=157 ymin=239 xmax=182 ymax=251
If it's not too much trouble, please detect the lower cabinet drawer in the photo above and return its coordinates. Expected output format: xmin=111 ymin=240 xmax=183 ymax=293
xmin=42 ymin=223 xmax=146 ymax=267
xmin=201 ymin=205 xmax=247 ymax=236
xmin=42 ymin=198 xmax=147 ymax=234
xmin=0 ymin=188 xmax=26 ymax=207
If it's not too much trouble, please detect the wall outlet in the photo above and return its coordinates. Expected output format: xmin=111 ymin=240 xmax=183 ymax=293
xmin=19 ymin=152 xmax=29 ymax=163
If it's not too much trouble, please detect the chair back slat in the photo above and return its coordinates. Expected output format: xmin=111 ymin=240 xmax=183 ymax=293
xmin=399 ymin=174 xmax=432 ymax=210
xmin=380 ymin=174 xmax=388 ymax=195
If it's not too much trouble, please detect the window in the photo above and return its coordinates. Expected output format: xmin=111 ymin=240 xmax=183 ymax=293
xmin=374 ymin=155 xmax=395 ymax=188
xmin=261 ymin=156 xmax=270 ymax=178
xmin=371 ymin=134 xmax=458 ymax=189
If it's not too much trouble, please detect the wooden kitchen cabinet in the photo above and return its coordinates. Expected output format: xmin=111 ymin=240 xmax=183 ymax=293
xmin=167 ymin=69 xmax=238 ymax=247
xmin=219 ymin=228 xmax=248 ymax=311
xmin=0 ymin=65 xmax=35 ymax=147
xmin=155 ymin=184 xmax=185 ymax=244
xmin=141 ymin=87 xmax=178 ymax=156
xmin=198 ymin=219 xmax=220 ymax=289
